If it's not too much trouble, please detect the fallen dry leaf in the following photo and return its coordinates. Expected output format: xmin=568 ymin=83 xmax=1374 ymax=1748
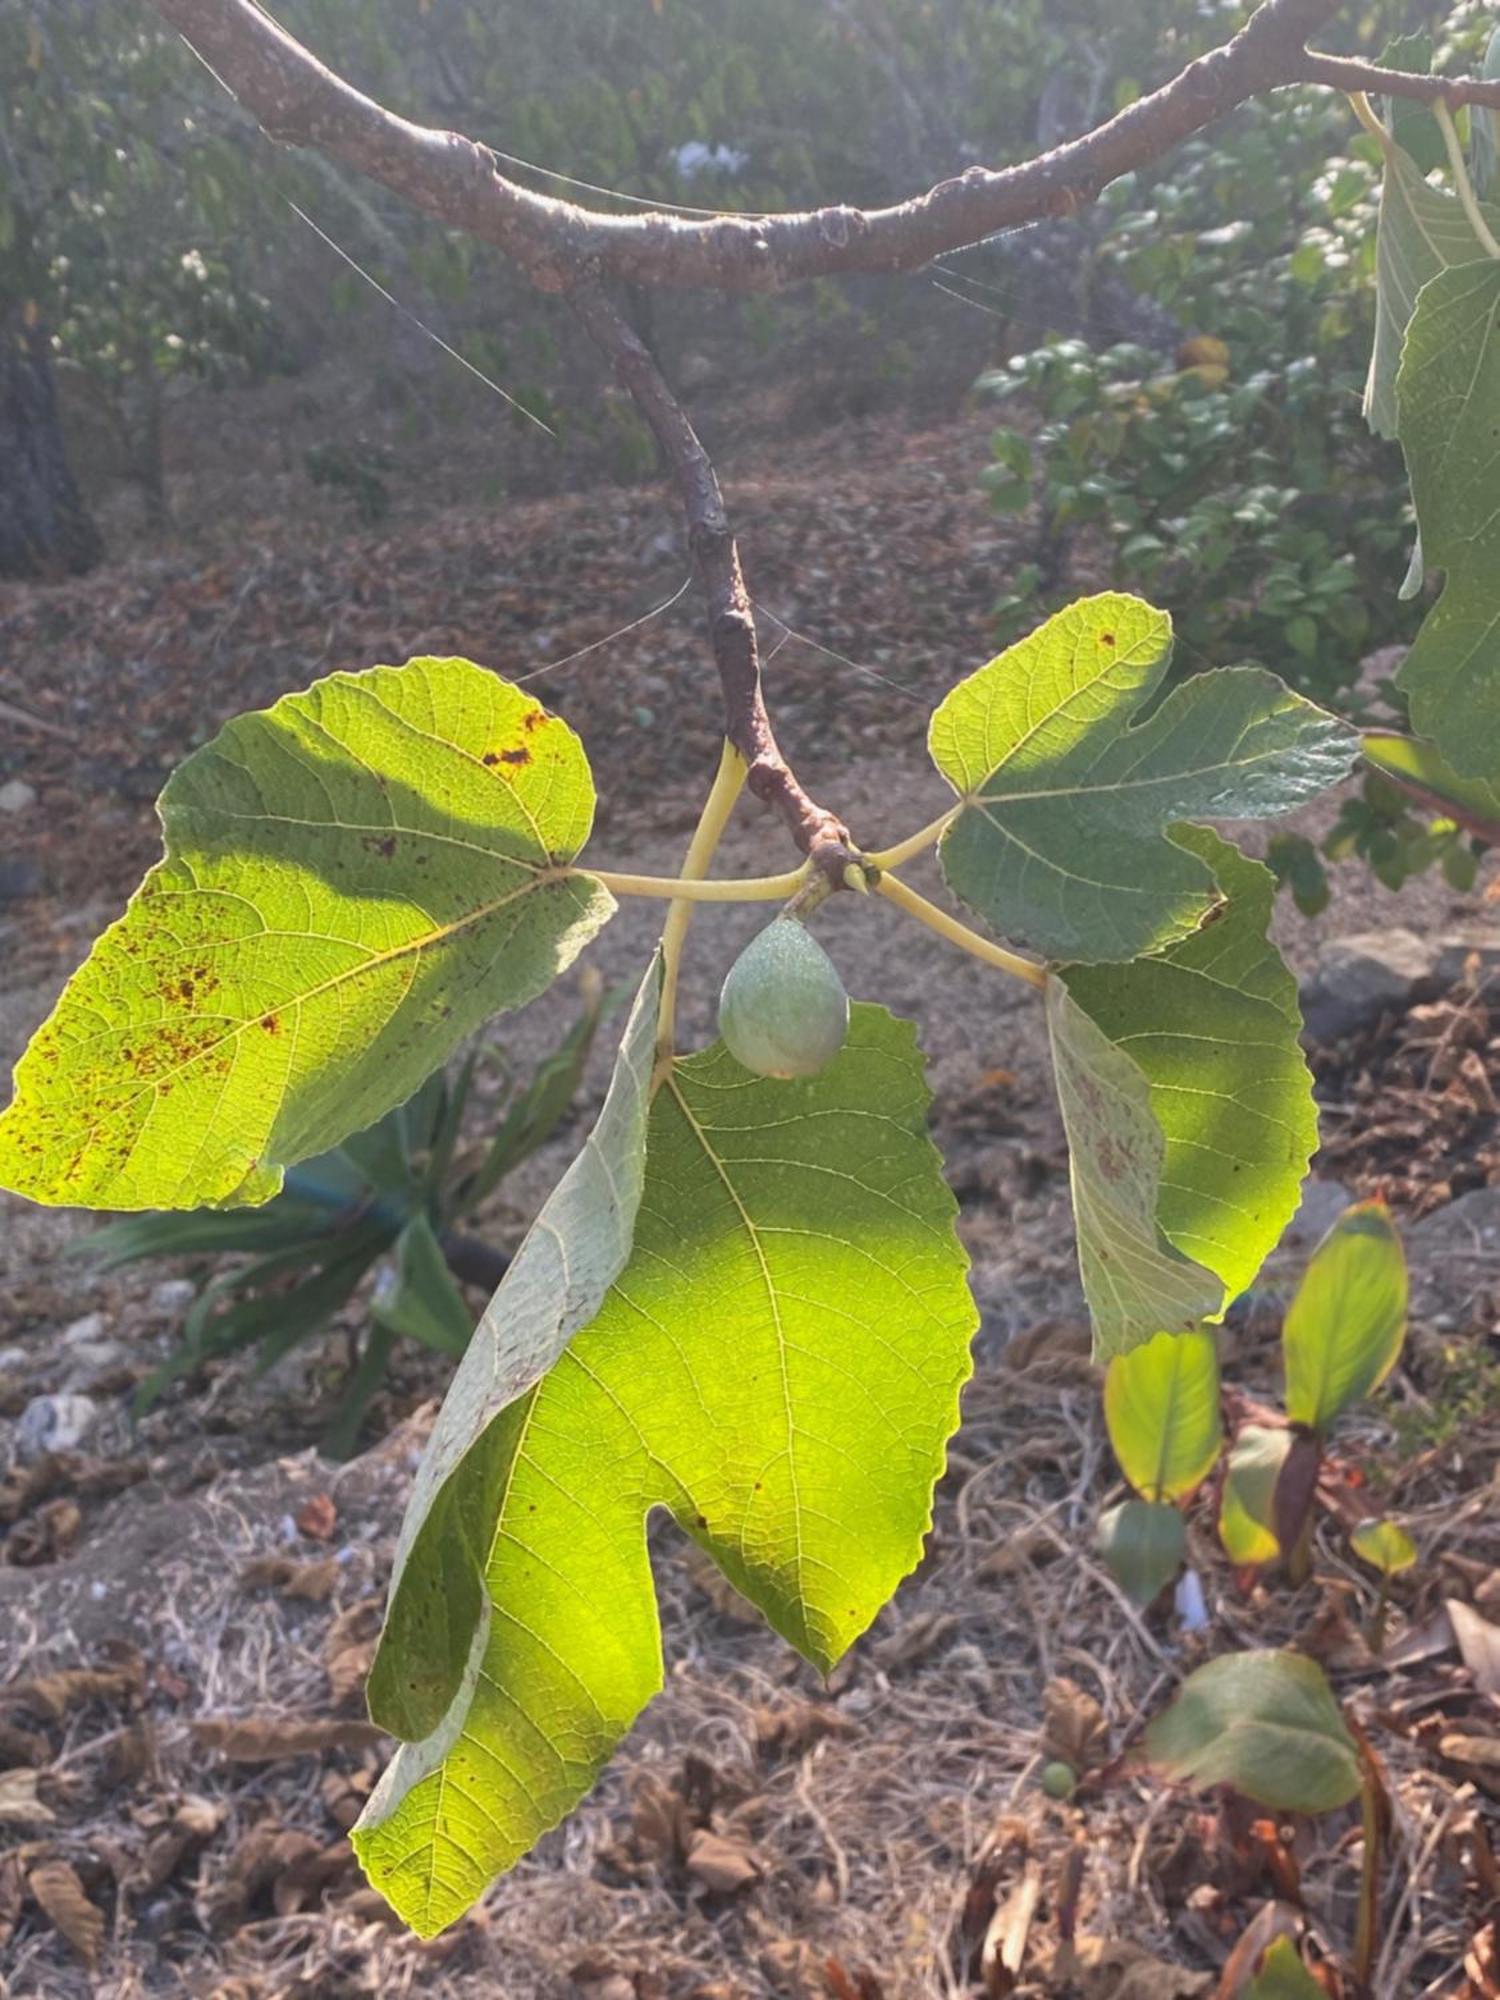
xmin=872 ymin=1609 xmax=960 ymax=1671
xmin=1053 ymin=1937 xmax=1210 ymax=1999
xmin=752 ymin=1698 xmax=854 ymax=1759
xmin=325 ymin=1598 xmax=382 ymax=1706
xmin=981 ymin=1860 xmax=1041 ymax=1997
xmin=1449 ymin=1599 xmax=1500 ymax=1696
xmin=685 ymin=1828 xmax=762 ymax=1895
xmin=28 ymin=1858 xmax=106 ymax=1969
xmin=192 ymin=1715 xmax=384 ymax=1763
xmin=1042 ymin=1678 xmax=1109 ymax=1773
xmin=0 ymin=1767 xmax=55 ymax=1828
xmin=4 ymin=1495 xmax=82 ymax=1565
xmin=1439 ymin=1733 xmax=1500 ymax=1769
xmin=295 ymin=1492 xmax=338 ymax=1541
xmin=1 ymin=1653 xmax=144 ymax=1722
xmin=0 ymin=1717 xmax=49 ymax=1768
xmin=0 ymin=1851 xmax=24 ymax=1952
xmin=240 ymin=1553 xmax=339 ymax=1601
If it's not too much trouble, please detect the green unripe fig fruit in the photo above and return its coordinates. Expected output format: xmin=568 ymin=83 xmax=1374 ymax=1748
xmin=718 ymin=917 xmax=849 ymax=1080
xmin=1041 ymin=1760 xmax=1077 ymax=1801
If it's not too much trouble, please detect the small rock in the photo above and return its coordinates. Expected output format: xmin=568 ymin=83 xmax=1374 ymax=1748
xmin=150 ymin=1278 xmax=196 ymax=1313
xmin=1408 ymin=1187 xmax=1500 ymax=1252
xmin=0 ymin=857 xmax=42 ymax=902
xmin=0 ymin=1346 xmax=31 ymax=1377
xmin=1279 ymin=1176 xmax=1354 ymax=1253
xmin=60 ymin=1312 xmax=108 ymax=1350
xmin=64 ymin=1340 xmax=131 ymax=1387
xmin=1300 ymin=929 xmax=1437 ymax=1043
xmin=15 ymin=1392 xmax=100 ymax=1462
xmin=1407 ymin=1188 xmax=1500 ymax=1319
xmin=0 ymin=778 xmax=36 ymax=815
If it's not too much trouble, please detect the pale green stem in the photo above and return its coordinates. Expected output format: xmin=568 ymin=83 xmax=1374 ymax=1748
xmin=876 ymin=872 xmax=1047 ymax=990
xmin=591 ymin=864 xmax=808 ymax=903
xmin=1347 ymin=89 xmax=1387 ymax=147
xmin=653 ymin=742 xmax=751 ymax=1077
xmin=866 ymin=807 xmax=958 ymax=871
xmin=1435 ymin=97 xmax=1500 ymax=259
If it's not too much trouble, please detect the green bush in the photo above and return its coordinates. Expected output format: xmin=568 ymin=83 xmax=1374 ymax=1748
xmin=979 ymin=92 xmax=1416 ymax=706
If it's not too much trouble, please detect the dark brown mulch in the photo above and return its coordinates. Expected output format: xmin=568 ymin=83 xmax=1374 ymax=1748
xmin=1314 ymin=958 xmax=1500 ymax=1218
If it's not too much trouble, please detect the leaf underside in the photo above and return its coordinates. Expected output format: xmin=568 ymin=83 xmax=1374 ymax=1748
xmin=353 ymin=1005 xmax=977 ymax=1936
xmin=1365 ymin=130 xmax=1500 ymax=438
xmin=929 ymin=593 xmax=1357 ymax=964
xmin=1396 ymin=259 xmax=1500 ymax=782
xmin=1052 ymin=830 xmax=1319 ymax=1358
xmin=0 ymin=659 xmax=612 ymax=1210
xmin=1219 ymin=1424 xmax=1295 ymax=1568
xmin=1104 ymin=1328 xmax=1221 ymax=1502
xmin=369 ymin=955 xmax=662 ymax=1743
xmin=1143 ymin=1649 xmax=1362 ymax=1815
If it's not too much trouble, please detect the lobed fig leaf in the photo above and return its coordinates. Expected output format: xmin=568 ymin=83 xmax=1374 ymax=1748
xmin=717 ymin=916 xmax=850 ymax=1080
xmin=0 ymin=658 xmax=612 ymax=1211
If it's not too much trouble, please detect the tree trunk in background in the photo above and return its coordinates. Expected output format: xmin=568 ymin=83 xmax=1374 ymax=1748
xmin=0 ymin=314 xmax=103 ymax=580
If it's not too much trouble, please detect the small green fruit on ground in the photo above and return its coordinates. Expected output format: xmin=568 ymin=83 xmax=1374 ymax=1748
xmin=718 ymin=916 xmax=850 ymax=1080
xmin=1041 ymin=1760 xmax=1077 ymax=1800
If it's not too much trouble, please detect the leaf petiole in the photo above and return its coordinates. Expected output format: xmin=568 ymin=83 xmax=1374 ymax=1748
xmin=875 ymin=872 xmax=1047 ymax=989
xmin=591 ymin=862 xmax=810 ymax=903
xmin=653 ymin=741 xmax=753 ymax=1075
xmin=1435 ymin=97 xmax=1500 ymax=258
xmin=865 ymin=808 xmax=958 ymax=871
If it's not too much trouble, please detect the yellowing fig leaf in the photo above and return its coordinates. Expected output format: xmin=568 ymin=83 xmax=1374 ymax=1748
xmin=1143 ymin=1650 xmax=1361 ymax=1815
xmin=0 ymin=659 xmax=612 ymax=1210
xmin=1219 ymin=1424 xmax=1294 ymax=1569
xmin=1246 ymin=1935 xmax=1327 ymax=1998
xmin=1052 ymin=832 xmax=1318 ymax=1358
xmin=1350 ymin=1518 xmax=1417 ymax=1577
xmin=353 ymin=1004 xmax=977 ymax=1935
xmin=1395 ymin=259 xmax=1500 ymax=783
xmin=928 ymin=594 xmax=1356 ymax=963
xmin=1097 ymin=1497 xmax=1185 ymax=1607
xmin=1104 ymin=1330 xmax=1221 ymax=1501
xmin=1282 ymin=1201 xmax=1407 ymax=1432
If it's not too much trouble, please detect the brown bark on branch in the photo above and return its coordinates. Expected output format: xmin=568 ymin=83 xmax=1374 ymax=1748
xmin=569 ymin=285 xmax=854 ymax=878
xmin=147 ymin=0 xmax=1497 ymax=295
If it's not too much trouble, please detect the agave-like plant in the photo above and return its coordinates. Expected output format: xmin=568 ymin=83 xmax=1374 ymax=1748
xmin=85 ymin=974 xmax=608 ymax=1455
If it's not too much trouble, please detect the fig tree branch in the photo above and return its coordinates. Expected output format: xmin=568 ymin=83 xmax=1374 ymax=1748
xmin=146 ymin=0 xmax=1500 ymax=295
xmin=567 ymin=283 xmax=855 ymax=880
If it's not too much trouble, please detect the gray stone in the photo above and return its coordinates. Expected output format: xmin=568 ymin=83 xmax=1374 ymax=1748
xmin=0 ymin=778 xmax=36 ymax=815
xmin=1299 ymin=929 xmax=1438 ymax=1042
xmin=1407 ymin=1189 xmax=1500 ymax=1320
xmin=1278 ymin=1177 xmax=1355 ymax=1255
xmin=150 ymin=1278 xmax=196 ymax=1314
xmin=1408 ymin=1187 xmax=1500 ymax=1251
xmin=15 ymin=1392 xmax=100 ymax=1462
xmin=60 ymin=1311 xmax=108 ymax=1350
xmin=63 ymin=1340 xmax=131 ymax=1387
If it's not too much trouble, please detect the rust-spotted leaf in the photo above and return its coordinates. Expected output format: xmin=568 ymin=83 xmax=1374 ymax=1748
xmin=0 ymin=659 xmax=612 ymax=1209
